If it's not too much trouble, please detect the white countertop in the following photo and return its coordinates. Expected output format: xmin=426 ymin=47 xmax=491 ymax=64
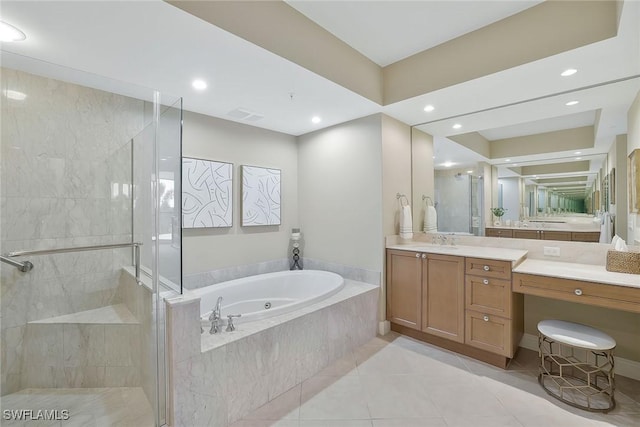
xmin=386 ymin=243 xmax=528 ymax=264
xmin=513 ymin=259 xmax=640 ymax=289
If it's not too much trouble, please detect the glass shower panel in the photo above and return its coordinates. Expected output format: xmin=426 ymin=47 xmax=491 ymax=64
xmin=1 ymin=54 xmax=180 ymax=427
xmin=434 ymin=173 xmax=471 ymax=233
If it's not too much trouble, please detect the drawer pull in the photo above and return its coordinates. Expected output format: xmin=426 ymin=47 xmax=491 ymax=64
xmin=421 ymin=253 xmax=427 ymax=259
xmin=574 ymin=288 xmax=583 ymax=296
xmin=482 ymin=279 xmax=489 ymax=285
xmin=483 ymin=315 xmax=490 ymax=322
xmin=415 ymin=253 xmax=420 ymax=258
xmin=483 ymin=265 xmax=490 ymax=271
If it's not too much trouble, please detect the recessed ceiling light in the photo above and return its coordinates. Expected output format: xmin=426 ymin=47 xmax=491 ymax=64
xmin=505 ymin=159 xmax=511 ymax=162
xmin=513 ymin=164 xmax=519 ymax=166
xmin=452 ymin=124 xmax=462 ymax=129
xmin=575 ymin=151 xmax=582 ymax=155
xmin=311 ymin=116 xmax=321 ymax=124
xmin=443 ymin=162 xmax=454 ymax=167
xmin=576 ymin=157 xmax=582 ymax=160
xmin=0 ymin=21 xmax=26 ymax=42
xmin=561 ymin=68 xmax=578 ymax=77
xmin=423 ymin=105 xmax=435 ymax=112
xmin=565 ymin=100 xmax=579 ymax=106
xmin=466 ymin=170 xmax=474 ymax=174
xmin=3 ymin=89 xmax=26 ymax=101
xmin=192 ymin=79 xmax=207 ymax=90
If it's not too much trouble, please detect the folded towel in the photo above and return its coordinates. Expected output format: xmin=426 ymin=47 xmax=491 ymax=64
xmin=424 ymin=205 xmax=438 ymax=232
xmin=399 ymin=205 xmax=413 ymax=239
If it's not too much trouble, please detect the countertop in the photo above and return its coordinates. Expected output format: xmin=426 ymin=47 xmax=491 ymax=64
xmin=513 ymin=259 xmax=640 ymax=289
xmin=386 ymin=243 xmax=528 ymax=264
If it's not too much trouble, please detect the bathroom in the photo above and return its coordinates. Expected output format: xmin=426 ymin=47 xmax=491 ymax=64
xmin=1 ymin=1 xmax=640 ymax=426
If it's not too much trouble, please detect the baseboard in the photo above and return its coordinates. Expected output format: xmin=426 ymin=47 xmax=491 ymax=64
xmin=378 ymin=320 xmax=390 ymax=335
xmin=519 ymin=333 xmax=640 ymax=381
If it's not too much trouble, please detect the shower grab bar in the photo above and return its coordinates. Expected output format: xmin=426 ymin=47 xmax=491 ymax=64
xmin=0 ymin=255 xmax=33 ymax=272
xmin=4 ymin=242 xmax=143 ymax=285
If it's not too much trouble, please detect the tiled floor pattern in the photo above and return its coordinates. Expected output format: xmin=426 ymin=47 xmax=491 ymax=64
xmin=0 ymin=387 xmax=154 ymax=426
xmin=231 ymin=332 xmax=640 ymax=427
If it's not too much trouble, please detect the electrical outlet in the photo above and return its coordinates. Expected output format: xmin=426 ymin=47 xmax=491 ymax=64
xmin=543 ymin=246 xmax=561 ymax=257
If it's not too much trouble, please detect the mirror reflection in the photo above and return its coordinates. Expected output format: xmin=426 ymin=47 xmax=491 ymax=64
xmin=411 ymin=76 xmax=640 ymax=243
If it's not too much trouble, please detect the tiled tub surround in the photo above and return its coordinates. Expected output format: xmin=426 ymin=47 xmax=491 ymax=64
xmin=167 ymin=279 xmax=378 ymax=427
xmin=1 ymin=68 xmax=147 ymax=394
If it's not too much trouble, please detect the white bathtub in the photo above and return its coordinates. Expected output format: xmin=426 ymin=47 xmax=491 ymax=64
xmin=193 ymin=270 xmax=345 ymax=324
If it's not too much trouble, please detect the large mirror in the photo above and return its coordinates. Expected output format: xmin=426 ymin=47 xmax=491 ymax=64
xmin=410 ymin=75 xmax=640 ymax=242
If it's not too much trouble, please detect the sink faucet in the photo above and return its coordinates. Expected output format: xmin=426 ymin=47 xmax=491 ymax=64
xmin=438 ymin=234 xmax=447 ymax=246
xmin=209 ymin=296 xmax=223 ymax=334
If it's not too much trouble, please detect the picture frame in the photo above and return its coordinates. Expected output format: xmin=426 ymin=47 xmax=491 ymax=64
xmin=630 ymin=149 xmax=640 ymax=213
xmin=182 ymin=157 xmax=233 ymax=228
xmin=241 ymin=165 xmax=281 ymax=226
xmin=610 ymin=168 xmax=615 ymax=205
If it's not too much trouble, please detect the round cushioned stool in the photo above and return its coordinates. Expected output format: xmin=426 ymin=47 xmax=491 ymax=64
xmin=538 ymin=320 xmax=616 ymax=413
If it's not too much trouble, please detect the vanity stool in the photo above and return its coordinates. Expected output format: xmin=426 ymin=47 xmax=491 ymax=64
xmin=537 ymin=320 xmax=616 ymax=412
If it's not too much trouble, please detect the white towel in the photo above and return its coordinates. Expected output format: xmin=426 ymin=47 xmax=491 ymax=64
xmin=423 ymin=205 xmax=438 ymax=232
xmin=599 ymin=213 xmax=613 ymax=244
xmin=399 ymin=205 xmax=413 ymax=239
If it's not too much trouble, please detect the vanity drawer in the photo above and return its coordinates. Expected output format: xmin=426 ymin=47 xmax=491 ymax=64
xmin=465 ymin=258 xmax=511 ymax=280
xmin=465 ymin=276 xmax=512 ymax=318
xmin=465 ymin=310 xmax=513 ymax=357
xmin=512 ymin=273 xmax=640 ymax=314
xmin=485 ymin=228 xmax=513 ymax=238
xmin=513 ymin=229 xmax=540 ymax=240
xmin=572 ymin=232 xmax=601 ymax=242
xmin=541 ymin=230 xmax=572 ymax=241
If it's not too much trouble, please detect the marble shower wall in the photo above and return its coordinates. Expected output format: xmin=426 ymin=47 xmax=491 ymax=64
xmin=0 ymin=68 xmax=146 ymax=394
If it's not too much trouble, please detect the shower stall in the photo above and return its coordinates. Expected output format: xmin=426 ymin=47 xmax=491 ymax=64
xmin=434 ymin=172 xmax=484 ymax=235
xmin=0 ymin=55 xmax=182 ymax=426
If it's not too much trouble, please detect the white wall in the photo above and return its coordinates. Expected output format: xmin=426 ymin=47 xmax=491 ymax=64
xmin=298 ymin=114 xmax=383 ymax=273
xmin=498 ymin=177 xmax=521 ymax=222
xmin=181 ymin=112 xmax=298 ymax=275
xmin=411 ymin=128 xmax=435 ymax=232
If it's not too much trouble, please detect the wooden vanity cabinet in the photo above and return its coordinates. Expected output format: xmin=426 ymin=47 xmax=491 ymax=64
xmin=542 ymin=230 xmax=572 ymax=241
xmin=422 ymin=254 xmax=465 ymax=343
xmin=488 ymin=227 xmax=599 ymax=242
xmin=386 ymin=250 xmax=422 ymax=330
xmin=485 ymin=228 xmax=513 ymax=238
xmin=464 ymin=258 xmax=522 ymax=358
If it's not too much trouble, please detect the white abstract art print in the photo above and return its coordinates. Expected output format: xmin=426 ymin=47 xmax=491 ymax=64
xmin=242 ymin=165 xmax=281 ymax=226
xmin=182 ymin=158 xmax=233 ymax=228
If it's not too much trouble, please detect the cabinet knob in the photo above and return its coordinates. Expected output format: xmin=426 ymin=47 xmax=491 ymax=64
xmin=483 ymin=265 xmax=490 ymax=271
xmin=421 ymin=253 xmax=427 ymax=259
xmin=415 ymin=253 xmax=420 ymax=258
xmin=483 ymin=279 xmax=489 ymax=285
xmin=574 ymin=288 xmax=583 ymax=296
xmin=483 ymin=315 xmax=490 ymax=322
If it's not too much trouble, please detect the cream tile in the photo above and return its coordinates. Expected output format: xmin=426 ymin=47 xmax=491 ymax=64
xmin=515 ymin=412 xmax=602 ymax=427
xmin=300 ymin=421 xmax=372 ymax=427
xmin=63 ymin=367 xmax=106 ymax=388
xmin=428 ymin=381 xmax=510 ymax=418
xmin=230 ymin=421 xmax=299 ymax=427
xmin=360 ymin=374 xmax=439 ymax=419
xmin=444 ymin=415 xmax=524 ymax=427
xmin=244 ymin=385 xmax=301 ymax=421
xmin=63 ymin=324 xmax=105 ymax=367
xmin=314 ymin=351 xmax=358 ymax=377
xmin=299 ymin=376 xmax=370 ymax=420
xmin=372 ymin=419 xmax=446 ymax=427
xmin=104 ymin=324 xmax=140 ymax=367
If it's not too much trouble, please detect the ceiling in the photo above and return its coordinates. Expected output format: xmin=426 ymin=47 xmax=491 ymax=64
xmin=1 ymin=0 xmax=639 ymax=189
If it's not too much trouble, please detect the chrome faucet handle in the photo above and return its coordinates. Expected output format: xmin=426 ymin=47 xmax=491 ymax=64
xmin=440 ymin=234 xmax=447 ymax=245
xmin=449 ymin=233 xmax=456 ymax=246
xmin=226 ymin=314 xmax=242 ymax=332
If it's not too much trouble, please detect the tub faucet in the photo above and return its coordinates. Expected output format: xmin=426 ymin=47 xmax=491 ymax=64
xmin=209 ymin=296 xmax=223 ymax=334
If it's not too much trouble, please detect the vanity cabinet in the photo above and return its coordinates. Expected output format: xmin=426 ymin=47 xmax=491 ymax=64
xmin=386 ymin=250 xmax=422 ymax=330
xmin=464 ymin=258 xmax=522 ymax=357
xmin=488 ymin=227 xmax=599 ymax=242
xmin=387 ymin=249 xmax=523 ymax=365
xmin=386 ymin=250 xmax=464 ymax=340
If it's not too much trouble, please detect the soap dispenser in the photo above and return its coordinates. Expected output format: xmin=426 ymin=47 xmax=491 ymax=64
xmin=290 ymin=228 xmax=303 ymax=270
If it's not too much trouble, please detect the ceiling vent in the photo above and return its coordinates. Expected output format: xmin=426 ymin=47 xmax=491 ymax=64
xmin=227 ymin=107 xmax=264 ymax=122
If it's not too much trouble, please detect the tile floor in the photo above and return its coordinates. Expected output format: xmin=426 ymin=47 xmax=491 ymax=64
xmin=1 ymin=387 xmax=154 ymax=426
xmin=230 ymin=332 xmax=640 ymax=427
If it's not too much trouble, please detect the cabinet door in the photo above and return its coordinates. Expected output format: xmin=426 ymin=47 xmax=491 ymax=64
xmin=465 ymin=310 xmax=513 ymax=357
xmin=572 ymin=232 xmax=601 ymax=242
xmin=386 ymin=250 xmax=422 ymax=330
xmin=422 ymin=254 xmax=465 ymax=342
xmin=542 ymin=230 xmax=572 ymax=241
xmin=513 ymin=230 xmax=540 ymax=240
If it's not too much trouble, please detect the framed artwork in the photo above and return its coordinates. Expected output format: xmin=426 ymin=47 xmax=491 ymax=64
xmin=630 ymin=149 xmax=640 ymax=213
xmin=241 ymin=165 xmax=281 ymax=226
xmin=182 ymin=157 xmax=233 ymax=228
